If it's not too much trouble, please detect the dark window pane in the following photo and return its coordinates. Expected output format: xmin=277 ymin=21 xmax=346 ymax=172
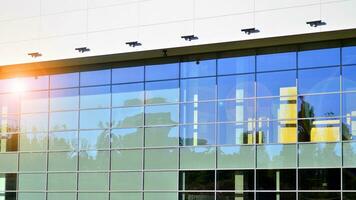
xmin=179 ymin=171 xmax=214 ymax=190
xmin=298 ymin=67 xmax=340 ymax=94
xmin=344 ymin=192 xmax=356 ymax=200
xmin=218 ymin=56 xmax=255 ymax=75
xmin=181 ymin=60 xmax=216 ymax=78
xmin=146 ymin=80 xmax=179 ymax=104
xmin=257 ymin=192 xmax=296 ymax=200
xmin=217 ymin=192 xmax=254 ymax=200
xmin=343 ymin=65 xmax=356 ymax=91
xmin=298 ymin=94 xmax=340 ymax=118
xmin=112 ymin=83 xmax=144 ymax=107
xmin=218 ymin=123 xmax=255 ymax=145
xmin=180 ymin=124 xmax=215 ymax=146
xmin=217 ymin=170 xmax=254 ymax=190
xmin=80 ymin=70 xmax=111 ymax=86
xmin=298 ymin=192 xmax=340 ymax=200
xmin=342 ymin=46 xmax=356 ymax=65
xmin=145 ymin=63 xmax=179 ymax=81
xmin=298 ymin=48 xmax=340 ymax=68
xmin=257 ymin=71 xmax=296 ymax=97
xmin=257 ymin=52 xmax=296 ymax=71
xmin=179 ymin=193 xmax=214 ymax=200
xmin=180 ymin=102 xmax=216 ymax=124
xmin=1 ymin=174 xmax=17 ymax=191
xmin=298 ymin=168 xmax=340 ymax=190
xmin=218 ymin=100 xmax=255 ymax=122
xmin=218 ymin=74 xmax=255 ymax=99
xmin=180 ymin=77 xmax=216 ymax=102
xmin=50 ymin=73 xmax=79 ymax=89
xmin=343 ymin=168 xmax=356 ymax=190
xmin=256 ymin=169 xmax=296 ymax=190
xmin=112 ymin=66 xmax=144 ymax=84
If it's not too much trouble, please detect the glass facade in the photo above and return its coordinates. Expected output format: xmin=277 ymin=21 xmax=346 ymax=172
xmin=0 ymin=43 xmax=355 ymax=200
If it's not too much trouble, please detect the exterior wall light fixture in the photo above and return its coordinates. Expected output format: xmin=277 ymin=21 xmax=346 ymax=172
xmin=126 ymin=41 xmax=142 ymax=47
xmin=306 ymin=20 xmax=326 ymax=27
xmin=75 ymin=47 xmax=90 ymax=53
xmin=181 ymin=35 xmax=199 ymax=41
xmin=28 ymin=52 xmax=42 ymax=58
xmin=241 ymin=28 xmax=260 ymax=35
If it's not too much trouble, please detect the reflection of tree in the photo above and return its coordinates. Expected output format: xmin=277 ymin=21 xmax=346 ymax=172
xmin=298 ymin=96 xmax=315 ymax=142
xmin=122 ymin=99 xmax=143 ymax=107
xmin=342 ymin=121 xmax=351 ymax=140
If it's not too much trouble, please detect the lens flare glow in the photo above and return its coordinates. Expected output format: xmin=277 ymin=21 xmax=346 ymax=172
xmin=10 ymin=78 xmax=26 ymax=94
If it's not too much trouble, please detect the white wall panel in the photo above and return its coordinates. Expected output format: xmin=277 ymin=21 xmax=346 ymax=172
xmin=88 ymin=0 xmax=138 ymax=8
xmin=0 ymin=41 xmax=39 ymax=66
xmin=40 ymin=11 xmax=87 ymax=38
xmin=255 ymin=0 xmax=320 ymax=11
xmin=195 ymin=0 xmax=254 ymax=18
xmin=140 ymin=0 xmax=193 ymax=25
xmin=88 ymin=3 xmax=139 ymax=32
xmin=0 ymin=0 xmax=40 ymax=21
xmin=321 ymin=0 xmax=356 ymax=31
xmin=0 ymin=17 xmax=40 ymax=43
xmin=41 ymin=0 xmax=87 ymax=15
xmin=255 ymin=5 xmax=320 ymax=39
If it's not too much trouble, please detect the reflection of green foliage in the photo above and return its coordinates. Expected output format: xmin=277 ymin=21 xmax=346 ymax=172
xmin=298 ymin=96 xmax=315 ymax=142
xmin=122 ymin=99 xmax=143 ymax=107
xmin=342 ymin=122 xmax=351 ymax=140
xmin=146 ymin=97 xmax=169 ymax=105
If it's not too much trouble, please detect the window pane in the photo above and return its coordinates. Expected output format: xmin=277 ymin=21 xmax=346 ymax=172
xmin=298 ymin=118 xmax=340 ymax=142
xmin=79 ymin=150 xmax=109 ymax=171
xmin=145 ymin=148 xmax=178 ymax=169
xmin=144 ymin=171 xmax=178 ymax=190
xmin=111 ymin=172 xmax=142 ymax=190
xmin=112 ymin=107 xmax=143 ymax=128
xmin=145 ymin=63 xmax=179 ymax=81
xmin=50 ymin=111 xmax=78 ymax=131
xmin=218 ymin=74 xmax=255 ymax=99
xmin=78 ymin=173 xmax=108 ymax=190
xmin=0 ymin=115 xmax=19 ymax=134
xmin=217 ymin=192 xmax=254 ymax=200
xmin=299 ymin=168 xmax=340 ymax=190
xmin=110 ymin=193 xmax=142 ymax=200
xmin=50 ymin=88 xmax=79 ymax=111
xmin=80 ymin=86 xmax=110 ymax=109
xmin=145 ymin=104 xmax=179 ymax=126
xmin=80 ymin=109 xmax=110 ymax=129
xmin=18 ymin=174 xmax=46 ymax=190
xmin=298 ymin=143 xmax=341 ymax=167
xmin=145 ymin=126 xmax=179 ymax=147
xmin=48 ymin=193 xmax=76 ymax=200
xmin=343 ymin=168 xmax=356 ymax=190
xmin=20 ymin=113 xmax=48 ymax=133
xmin=50 ymin=72 xmax=79 ymax=89
xmin=343 ymin=65 xmax=356 ymax=91
xmin=256 ymin=120 xmax=297 ymax=144
xmin=218 ymin=56 xmax=255 ymax=75
xmin=180 ymin=102 xmax=216 ymax=124
xmin=111 ymin=128 xmax=143 ymax=148
xmin=49 ymin=131 xmax=78 ymax=151
xmin=256 ymin=192 xmax=296 ymax=200
xmin=180 ymin=77 xmax=216 ymax=102
xmin=343 ymin=142 xmax=356 ymax=166
xmin=217 ymin=146 xmax=255 ymax=169
xmin=48 ymin=173 xmax=76 ymax=190
xmin=298 ymin=67 xmax=340 ymax=94
xmin=256 ymin=144 xmax=296 ymax=168
xmin=18 ymin=193 xmax=45 ymax=200
xmin=343 ymin=116 xmax=356 ymax=141
xmin=0 ymin=94 xmax=20 ymax=114
xmin=79 ymin=130 xmax=110 ymax=150
xmin=20 ymin=133 xmax=47 ymax=151
xmin=181 ymin=60 xmax=216 ymax=78
xmin=179 ymin=193 xmax=214 ymax=200
xmin=257 ymin=52 xmax=296 ymax=71
xmin=21 ymin=91 xmax=48 ymax=113
xmin=0 ymin=154 xmax=17 ymax=172
xmin=19 ymin=153 xmax=46 ymax=172
xmin=299 ymin=192 xmax=340 ymax=199
xmin=144 ymin=192 xmax=177 ymax=200
xmin=0 ymin=174 xmax=17 ymax=190
xmin=257 ymin=71 xmax=296 ymax=97
xmin=343 ymin=46 xmax=356 ymax=65
xmin=257 ymin=96 xmax=297 ymax=121
xmin=48 ymin=152 xmax=77 ymax=171
xmin=343 ymin=93 xmax=356 ymax=117
xmin=298 ymin=94 xmax=340 ymax=118
xmin=111 ymin=150 xmax=142 ymax=170
xmin=256 ymin=169 xmax=296 ymax=190
xmin=218 ymin=123 xmax=255 ymax=145
xmin=80 ymin=70 xmax=111 ymax=86
xmin=298 ymin=48 xmax=340 ymax=68
xmin=112 ymin=66 xmax=144 ymax=84
xmin=78 ymin=193 xmax=108 ymax=200
xmin=180 ymin=147 xmax=215 ymax=169
xmin=179 ymin=171 xmax=214 ymax=190
xmin=217 ymin=170 xmax=254 ymax=190
xmin=112 ymin=83 xmax=144 ymax=107
xmin=145 ymin=80 xmax=179 ymax=104
xmin=180 ymin=124 xmax=215 ymax=146
xmin=218 ymin=100 xmax=255 ymax=122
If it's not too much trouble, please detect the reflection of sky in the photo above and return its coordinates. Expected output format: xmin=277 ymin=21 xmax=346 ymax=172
xmin=220 ymin=146 xmax=241 ymax=155
xmin=264 ymin=145 xmax=283 ymax=161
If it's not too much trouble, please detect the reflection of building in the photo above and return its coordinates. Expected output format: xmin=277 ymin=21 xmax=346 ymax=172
xmin=279 ymin=87 xmax=297 ymax=143
xmin=346 ymin=112 xmax=356 ymax=140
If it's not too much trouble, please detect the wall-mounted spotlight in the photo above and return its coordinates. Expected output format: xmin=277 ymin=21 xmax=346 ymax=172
xmin=75 ymin=47 xmax=90 ymax=53
xmin=28 ymin=52 xmax=42 ymax=58
xmin=241 ymin=28 xmax=260 ymax=35
xmin=306 ymin=20 xmax=326 ymax=27
xmin=181 ymin=35 xmax=199 ymax=41
xmin=126 ymin=41 xmax=142 ymax=47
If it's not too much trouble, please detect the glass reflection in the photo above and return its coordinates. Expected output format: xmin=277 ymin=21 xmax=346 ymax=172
xmin=145 ymin=104 xmax=179 ymax=126
xmin=79 ymin=151 xmax=109 ymax=171
xmin=0 ymin=94 xmax=20 ymax=114
xmin=217 ymin=146 xmax=255 ymax=168
xmin=257 ymin=120 xmax=297 ymax=144
xmin=257 ymin=52 xmax=296 ymax=72
xmin=80 ymin=109 xmax=110 ymax=129
xmin=19 ymin=133 xmax=45 ymax=151
xmin=145 ymin=126 xmax=179 ymax=147
xmin=217 ymin=170 xmax=254 ymax=190
xmin=50 ymin=88 xmax=79 ymax=111
xmin=179 ymin=171 xmax=215 ymax=190
xmin=180 ymin=102 xmax=216 ymax=124
xmin=257 ymin=70 xmax=296 ymax=97
xmin=112 ymin=83 xmax=144 ymax=107
xmin=256 ymin=169 xmax=296 ymax=190
xmin=79 ymin=130 xmax=110 ymax=150
xmin=20 ymin=91 xmax=48 ymax=113
xmin=50 ymin=72 xmax=79 ymax=89
xmin=218 ymin=55 xmax=255 ymax=75
xmin=299 ymin=168 xmax=340 ymax=190
xmin=257 ymin=97 xmax=297 ymax=121
xmin=179 ymin=193 xmax=214 ymax=200
xmin=298 ymin=143 xmax=341 ymax=167
xmin=298 ymin=94 xmax=340 ymax=119
xmin=180 ymin=77 xmax=216 ymax=102
xmin=50 ymin=111 xmax=78 ymax=131
xmin=180 ymin=59 xmax=216 ymax=78
xmin=112 ymin=66 xmax=144 ymax=84
xmin=145 ymin=80 xmax=179 ymax=104
xmin=80 ymin=70 xmax=111 ymax=86
xmin=298 ymin=67 xmax=340 ymax=94
xmin=218 ymin=100 xmax=255 ymax=122
xmin=20 ymin=113 xmax=48 ymax=133
xmin=80 ymin=86 xmax=110 ymax=109
xmin=180 ymin=124 xmax=215 ymax=146
xmin=298 ymin=119 xmax=340 ymax=142
xmin=218 ymin=123 xmax=254 ymax=145
xmin=342 ymin=46 xmax=356 ymax=65
xmin=145 ymin=63 xmax=179 ymax=81
xmin=343 ymin=66 xmax=356 ymax=91
xmin=218 ymin=74 xmax=255 ymax=99
xmin=298 ymin=48 xmax=340 ymax=68
xmin=111 ymin=128 xmax=143 ymax=148
xmin=49 ymin=131 xmax=78 ymax=151
xmin=112 ymin=107 xmax=144 ymax=128
xmin=257 ymin=144 xmax=296 ymax=168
